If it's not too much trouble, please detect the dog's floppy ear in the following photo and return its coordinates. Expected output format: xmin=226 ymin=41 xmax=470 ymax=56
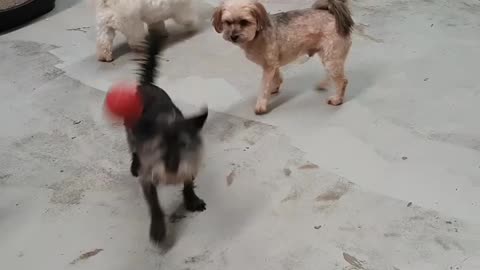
xmin=212 ymin=6 xmax=224 ymax=33
xmin=251 ymin=2 xmax=271 ymax=31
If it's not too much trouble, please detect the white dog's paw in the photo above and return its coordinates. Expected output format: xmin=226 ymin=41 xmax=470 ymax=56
xmin=327 ymin=96 xmax=344 ymax=106
xmin=97 ymin=50 xmax=113 ymax=62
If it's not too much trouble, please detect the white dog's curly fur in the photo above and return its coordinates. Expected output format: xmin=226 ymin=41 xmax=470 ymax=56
xmin=95 ymin=0 xmax=199 ymax=62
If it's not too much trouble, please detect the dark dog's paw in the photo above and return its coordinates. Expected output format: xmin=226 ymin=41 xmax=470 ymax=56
xmin=130 ymin=154 xmax=140 ymax=177
xmin=185 ymin=197 xmax=206 ymax=212
xmin=149 ymin=219 xmax=166 ymax=244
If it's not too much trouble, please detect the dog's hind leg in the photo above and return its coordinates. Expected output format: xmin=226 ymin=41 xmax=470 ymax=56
xmin=271 ymin=69 xmax=283 ymax=95
xmin=316 ymin=73 xmax=331 ymax=90
xmin=121 ymin=19 xmax=146 ymax=52
xmin=96 ymin=24 xmax=115 ymax=62
xmin=183 ymin=180 xmax=206 ymax=212
xmin=317 ymin=78 xmax=331 ymax=90
xmin=148 ymin=20 xmax=169 ymax=37
xmin=324 ymin=60 xmax=347 ymax=106
xmin=140 ymin=179 xmax=166 ymax=244
xmin=172 ymin=3 xmax=199 ymax=31
xmin=318 ymin=39 xmax=351 ymax=105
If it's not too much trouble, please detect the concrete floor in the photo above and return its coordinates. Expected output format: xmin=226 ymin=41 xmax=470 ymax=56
xmin=1 ymin=0 xmax=479 ymax=269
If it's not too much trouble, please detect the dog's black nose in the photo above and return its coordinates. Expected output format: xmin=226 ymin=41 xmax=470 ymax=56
xmin=231 ymin=35 xmax=239 ymax=42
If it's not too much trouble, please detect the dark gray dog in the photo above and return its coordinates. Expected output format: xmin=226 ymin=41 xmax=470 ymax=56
xmin=126 ymin=34 xmax=208 ymax=244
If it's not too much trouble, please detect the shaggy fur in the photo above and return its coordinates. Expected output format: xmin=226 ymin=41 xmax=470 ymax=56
xmin=94 ymin=0 xmax=199 ymax=62
xmin=126 ymin=33 xmax=208 ymax=244
xmin=212 ymin=0 xmax=354 ymax=114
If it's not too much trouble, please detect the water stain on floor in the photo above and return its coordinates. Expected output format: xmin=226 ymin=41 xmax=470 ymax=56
xmin=226 ymin=168 xmax=236 ymax=186
xmin=316 ymin=182 xmax=350 ymax=202
xmin=298 ymin=163 xmax=319 ymax=170
xmin=70 ymin=248 xmax=103 ymax=265
xmin=343 ymin=252 xmax=366 ymax=269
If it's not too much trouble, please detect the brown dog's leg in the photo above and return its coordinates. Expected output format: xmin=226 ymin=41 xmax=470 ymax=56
xmin=319 ymin=37 xmax=351 ymax=105
xmin=271 ymin=69 xmax=283 ymax=94
xmin=321 ymin=56 xmax=349 ymax=105
xmin=255 ymin=67 xmax=277 ymax=114
xmin=325 ymin=62 xmax=348 ymax=106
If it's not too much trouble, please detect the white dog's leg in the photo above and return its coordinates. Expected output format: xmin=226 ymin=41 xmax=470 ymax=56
xmin=172 ymin=3 xmax=199 ymax=31
xmin=122 ymin=20 xmax=146 ymax=52
xmin=255 ymin=67 xmax=277 ymax=115
xmin=148 ymin=20 xmax=169 ymax=37
xmin=96 ymin=24 xmax=115 ymax=62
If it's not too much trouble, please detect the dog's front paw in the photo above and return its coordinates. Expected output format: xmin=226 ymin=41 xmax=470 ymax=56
xmin=327 ymin=96 xmax=344 ymax=106
xmin=185 ymin=197 xmax=206 ymax=212
xmin=97 ymin=52 xmax=113 ymax=62
xmin=255 ymin=99 xmax=268 ymax=115
xmin=149 ymin=218 xmax=166 ymax=244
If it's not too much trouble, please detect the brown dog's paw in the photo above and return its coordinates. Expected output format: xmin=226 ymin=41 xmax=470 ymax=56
xmin=327 ymin=96 xmax=344 ymax=106
xmin=255 ymin=106 xmax=268 ymax=115
xmin=255 ymin=99 xmax=269 ymax=115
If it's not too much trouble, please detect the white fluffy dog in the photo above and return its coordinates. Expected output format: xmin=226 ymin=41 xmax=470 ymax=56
xmin=95 ymin=0 xmax=199 ymax=62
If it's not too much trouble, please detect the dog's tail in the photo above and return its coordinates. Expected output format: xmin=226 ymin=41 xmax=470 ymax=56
xmin=313 ymin=0 xmax=354 ymax=37
xmin=137 ymin=33 xmax=165 ymax=86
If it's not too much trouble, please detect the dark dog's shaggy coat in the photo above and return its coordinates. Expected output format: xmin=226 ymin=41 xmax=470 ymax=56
xmin=126 ymin=34 xmax=208 ymax=244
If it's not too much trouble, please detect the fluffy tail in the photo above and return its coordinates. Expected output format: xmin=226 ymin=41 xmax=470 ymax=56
xmin=313 ymin=0 xmax=354 ymax=37
xmin=137 ymin=33 xmax=164 ymax=86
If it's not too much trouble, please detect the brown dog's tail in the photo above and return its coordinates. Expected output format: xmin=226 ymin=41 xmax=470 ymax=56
xmin=313 ymin=0 xmax=354 ymax=37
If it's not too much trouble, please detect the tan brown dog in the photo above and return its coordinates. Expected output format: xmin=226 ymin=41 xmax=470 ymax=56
xmin=212 ymin=0 xmax=354 ymax=114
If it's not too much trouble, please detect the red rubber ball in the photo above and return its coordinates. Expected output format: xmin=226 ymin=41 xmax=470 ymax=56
xmin=104 ymin=83 xmax=143 ymax=124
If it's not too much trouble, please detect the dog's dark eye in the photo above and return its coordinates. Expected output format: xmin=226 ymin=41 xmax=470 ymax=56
xmin=225 ymin=20 xmax=233 ymax=26
xmin=239 ymin=20 xmax=250 ymax=27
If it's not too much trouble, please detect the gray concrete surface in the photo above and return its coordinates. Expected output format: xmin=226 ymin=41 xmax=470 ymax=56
xmin=1 ymin=0 xmax=479 ymax=269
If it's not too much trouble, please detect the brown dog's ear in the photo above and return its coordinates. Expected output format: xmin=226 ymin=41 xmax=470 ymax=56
xmin=212 ymin=7 xmax=224 ymax=33
xmin=252 ymin=2 xmax=271 ymax=31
